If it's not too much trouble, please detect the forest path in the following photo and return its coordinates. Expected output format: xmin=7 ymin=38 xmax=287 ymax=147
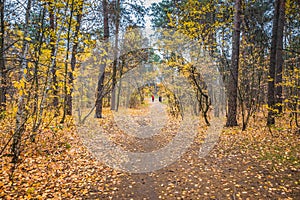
xmin=78 ymin=99 xmax=300 ymax=199
xmin=81 ymin=99 xmax=178 ymax=199
xmin=109 ymin=100 xmax=179 ymax=199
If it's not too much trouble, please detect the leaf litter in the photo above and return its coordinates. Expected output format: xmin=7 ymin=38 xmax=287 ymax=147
xmin=0 ymin=104 xmax=299 ymax=199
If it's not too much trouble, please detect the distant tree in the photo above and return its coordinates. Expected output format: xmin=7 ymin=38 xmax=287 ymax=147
xmin=150 ymin=0 xmax=177 ymax=28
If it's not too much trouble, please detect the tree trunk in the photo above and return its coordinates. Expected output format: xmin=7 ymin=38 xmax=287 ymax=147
xmin=0 ymin=0 xmax=6 ymax=113
xmin=267 ymin=0 xmax=281 ymax=126
xmin=61 ymin=0 xmax=74 ymax=123
xmin=31 ymin=7 xmax=46 ymax=140
xmin=95 ymin=0 xmax=109 ymax=118
xmin=66 ymin=0 xmax=84 ymax=115
xmin=49 ymin=2 xmax=59 ymax=115
xmin=226 ymin=0 xmax=241 ymax=127
xmin=275 ymin=0 xmax=285 ymax=114
xmin=111 ymin=0 xmax=120 ymax=110
xmin=11 ymin=0 xmax=31 ymax=164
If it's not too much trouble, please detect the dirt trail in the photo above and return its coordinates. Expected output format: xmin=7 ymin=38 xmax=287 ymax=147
xmin=81 ymin=100 xmax=188 ymax=199
xmin=112 ymin=101 xmax=171 ymax=199
xmin=80 ymin=101 xmax=300 ymax=200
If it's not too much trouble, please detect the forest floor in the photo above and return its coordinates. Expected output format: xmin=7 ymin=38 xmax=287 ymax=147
xmin=0 ymin=100 xmax=300 ymax=199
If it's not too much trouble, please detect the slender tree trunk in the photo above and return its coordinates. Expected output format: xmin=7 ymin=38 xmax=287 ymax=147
xmin=50 ymin=2 xmax=68 ymax=117
xmin=61 ymin=0 xmax=74 ymax=123
xmin=111 ymin=0 xmax=120 ymax=110
xmin=0 ymin=0 xmax=6 ymax=113
xmin=66 ymin=0 xmax=84 ymax=115
xmin=226 ymin=0 xmax=241 ymax=127
xmin=49 ymin=2 xmax=59 ymax=115
xmin=95 ymin=0 xmax=109 ymax=118
xmin=32 ymin=7 xmax=46 ymax=137
xmin=275 ymin=0 xmax=285 ymax=114
xmin=116 ymin=58 xmax=125 ymax=112
xmin=267 ymin=0 xmax=280 ymax=126
xmin=11 ymin=0 xmax=31 ymax=164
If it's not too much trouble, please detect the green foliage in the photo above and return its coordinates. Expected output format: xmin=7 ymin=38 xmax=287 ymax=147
xmin=150 ymin=0 xmax=176 ymax=28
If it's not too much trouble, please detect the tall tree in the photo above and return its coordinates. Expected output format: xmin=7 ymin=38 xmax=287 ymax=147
xmin=66 ymin=0 xmax=84 ymax=115
xmin=267 ymin=0 xmax=284 ymax=125
xmin=226 ymin=0 xmax=241 ymax=127
xmin=31 ymin=5 xmax=47 ymax=139
xmin=150 ymin=0 xmax=176 ymax=28
xmin=49 ymin=1 xmax=59 ymax=115
xmin=11 ymin=0 xmax=32 ymax=164
xmin=111 ymin=0 xmax=120 ymax=110
xmin=61 ymin=0 xmax=75 ymax=123
xmin=95 ymin=0 xmax=109 ymax=118
xmin=0 ymin=0 xmax=5 ymax=113
xmin=275 ymin=0 xmax=285 ymax=114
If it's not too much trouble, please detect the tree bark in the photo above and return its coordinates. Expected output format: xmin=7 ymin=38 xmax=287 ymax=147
xmin=267 ymin=0 xmax=281 ymax=126
xmin=275 ymin=0 xmax=285 ymax=114
xmin=31 ymin=7 xmax=46 ymax=139
xmin=11 ymin=0 xmax=31 ymax=164
xmin=66 ymin=0 xmax=84 ymax=115
xmin=111 ymin=0 xmax=120 ymax=110
xmin=61 ymin=0 xmax=74 ymax=123
xmin=226 ymin=0 xmax=241 ymax=127
xmin=95 ymin=0 xmax=109 ymax=118
xmin=116 ymin=60 xmax=124 ymax=111
xmin=0 ymin=0 xmax=6 ymax=113
xmin=49 ymin=2 xmax=59 ymax=115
